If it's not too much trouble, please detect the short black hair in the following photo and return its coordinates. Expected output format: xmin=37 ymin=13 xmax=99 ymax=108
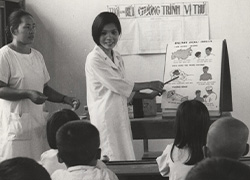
xmin=46 ymin=109 xmax=80 ymax=149
xmin=0 ymin=157 xmax=51 ymax=180
xmin=186 ymin=157 xmax=250 ymax=180
xmin=56 ymin=121 xmax=100 ymax=167
xmin=195 ymin=51 xmax=201 ymax=57
xmin=92 ymin=12 xmax=121 ymax=45
xmin=205 ymin=47 xmax=212 ymax=51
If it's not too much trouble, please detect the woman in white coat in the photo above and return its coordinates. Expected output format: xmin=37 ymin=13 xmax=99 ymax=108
xmin=0 ymin=10 xmax=80 ymax=161
xmin=85 ymin=12 xmax=164 ymax=161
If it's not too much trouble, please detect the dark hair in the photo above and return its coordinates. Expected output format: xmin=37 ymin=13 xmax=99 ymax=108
xmin=92 ymin=12 xmax=121 ymax=45
xmin=203 ymin=66 xmax=209 ymax=69
xmin=186 ymin=157 xmax=250 ymax=180
xmin=195 ymin=90 xmax=201 ymax=94
xmin=46 ymin=109 xmax=80 ymax=149
xmin=56 ymin=121 xmax=100 ymax=167
xmin=195 ymin=51 xmax=201 ymax=57
xmin=205 ymin=47 xmax=212 ymax=51
xmin=5 ymin=9 xmax=33 ymax=43
xmin=171 ymin=100 xmax=210 ymax=165
xmin=0 ymin=157 xmax=51 ymax=180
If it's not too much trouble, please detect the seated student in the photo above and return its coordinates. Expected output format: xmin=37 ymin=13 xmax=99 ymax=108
xmin=0 ymin=157 xmax=51 ymax=180
xmin=40 ymin=109 xmax=80 ymax=175
xmin=51 ymin=121 xmax=118 ymax=180
xmin=156 ymin=100 xmax=211 ymax=180
xmin=203 ymin=117 xmax=249 ymax=160
xmin=185 ymin=157 xmax=250 ymax=180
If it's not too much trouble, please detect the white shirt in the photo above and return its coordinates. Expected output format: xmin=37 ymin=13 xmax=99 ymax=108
xmin=51 ymin=164 xmax=118 ymax=180
xmin=156 ymin=143 xmax=194 ymax=180
xmin=0 ymin=45 xmax=50 ymax=161
xmin=85 ymin=46 xmax=135 ymax=161
xmin=40 ymin=149 xmax=66 ymax=175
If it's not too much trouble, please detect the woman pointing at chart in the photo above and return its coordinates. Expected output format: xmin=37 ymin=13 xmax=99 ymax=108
xmin=85 ymin=12 xmax=164 ymax=161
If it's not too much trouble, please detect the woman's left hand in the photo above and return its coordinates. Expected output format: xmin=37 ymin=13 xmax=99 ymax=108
xmin=63 ymin=96 xmax=81 ymax=110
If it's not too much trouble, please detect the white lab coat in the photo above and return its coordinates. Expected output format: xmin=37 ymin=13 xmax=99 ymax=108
xmin=85 ymin=46 xmax=135 ymax=161
xmin=0 ymin=45 xmax=50 ymax=161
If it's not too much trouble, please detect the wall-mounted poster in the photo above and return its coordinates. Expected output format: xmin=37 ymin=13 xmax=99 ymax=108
xmin=108 ymin=2 xmax=209 ymax=55
xmin=162 ymin=39 xmax=232 ymax=117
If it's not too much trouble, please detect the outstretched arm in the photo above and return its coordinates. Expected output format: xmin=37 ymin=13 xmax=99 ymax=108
xmin=43 ymin=84 xmax=80 ymax=110
xmin=0 ymin=80 xmax=47 ymax=104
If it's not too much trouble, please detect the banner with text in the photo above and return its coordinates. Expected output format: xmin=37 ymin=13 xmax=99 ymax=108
xmin=108 ymin=2 xmax=209 ymax=55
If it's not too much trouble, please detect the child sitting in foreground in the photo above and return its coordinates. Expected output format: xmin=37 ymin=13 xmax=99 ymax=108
xmin=203 ymin=116 xmax=249 ymax=159
xmin=40 ymin=109 xmax=80 ymax=174
xmin=156 ymin=100 xmax=211 ymax=180
xmin=0 ymin=157 xmax=51 ymax=180
xmin=185 ymin=157 xmax=250 ymax=180
xmin=51 ymin=121 xmax=118 ymax=180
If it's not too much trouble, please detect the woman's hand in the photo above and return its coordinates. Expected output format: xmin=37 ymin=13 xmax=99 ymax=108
xmin=28 ymin=90 xmax=48 ymax=104
xmin=63 ymin=96 xmax=81 ymax=110
xmin=149 ymin=81 xmax=164 ymax=93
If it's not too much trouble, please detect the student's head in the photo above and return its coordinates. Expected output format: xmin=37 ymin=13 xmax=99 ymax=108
xmin=186 ymin=157 xmax=250 ymax=180
xmin=5 ymin=9 xmax=35 ymax=44
xmin=47 ymin=109 xmax=80 ymax=149
xmin=205 ymin=47 xmax=212 ymax=55
xmin=203 ymin=117 xmax=249 ymax=160
xmin=203 ymin=66 xmax=209 ymax=72
xmin=92 ymin=12 xmax=121 ymax=48
xmin=0 ymin=157 xmax=51 ymax=180
xmin=171 ymin=100 xmax=211 ymax=165
xmin=56 ymin=121 xmax=100 ymax=167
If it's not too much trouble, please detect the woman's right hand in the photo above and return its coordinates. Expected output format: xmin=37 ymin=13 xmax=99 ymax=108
xmin=27 ymin=90 xmax=48 ymax=104
xmin=149 ymin=81 xmax=164 ymax=93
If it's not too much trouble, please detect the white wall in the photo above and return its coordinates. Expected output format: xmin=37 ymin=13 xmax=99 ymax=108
xmin=25 ymin=0 xmax=250 ymax=159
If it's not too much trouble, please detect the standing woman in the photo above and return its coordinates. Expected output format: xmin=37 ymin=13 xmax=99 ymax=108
xmin=0 ymin=9 xmax=80 ymax=161
xmin=85 ymin=12 xmax=164 ymax=161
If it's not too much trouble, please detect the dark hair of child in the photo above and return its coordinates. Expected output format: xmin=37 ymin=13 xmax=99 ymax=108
xmin=92 ymin=11 xmax=121 ymax=45
xmin=56 ymin=121 xmax=100 ymax=167
xmin=171 ymin=100 xmax=211 ymax=165
xmin=46 ymin=109 xmax=80 ymax=149
xmin=0 ymin=157 xmax=51 ymax=180
xmin=186 ymin=157 xmax=250 ymax=180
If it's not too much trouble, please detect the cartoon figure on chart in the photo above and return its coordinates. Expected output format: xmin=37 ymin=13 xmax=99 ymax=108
xmin=170 ymin=69 xmax=189 ymax=82
xmin=194 ymin=90 xmax=204 ymax=102
xmin=204 ymin=47 xmax=215 ymax=58
xmin=203 ymin=86 xmax=217 ymax=103
xmin=167 ymin=90 xmax=188 ymax=102
xmin=200 ymin=66 xmax=212 ymax=81
xmin=194 ymin=51 xmax=201 ymax=60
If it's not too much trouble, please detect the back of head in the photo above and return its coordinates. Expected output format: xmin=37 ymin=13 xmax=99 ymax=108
xmin=206 ymin=117 xmax=249 ymax=159
xmin=47 ymin=109 xmax=80 ymax=149
xmin=172 ymin=100 xmax=211 ymax=165
xmin=0 ymin=157 xmax=51 ymax=180
xmin=186 ymin=157 xmax=250 ymax=180
xmin=56 ymin=121 xmax=100 ymax=167
xmin=92 ymin=11 xmax=121 ymax=45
